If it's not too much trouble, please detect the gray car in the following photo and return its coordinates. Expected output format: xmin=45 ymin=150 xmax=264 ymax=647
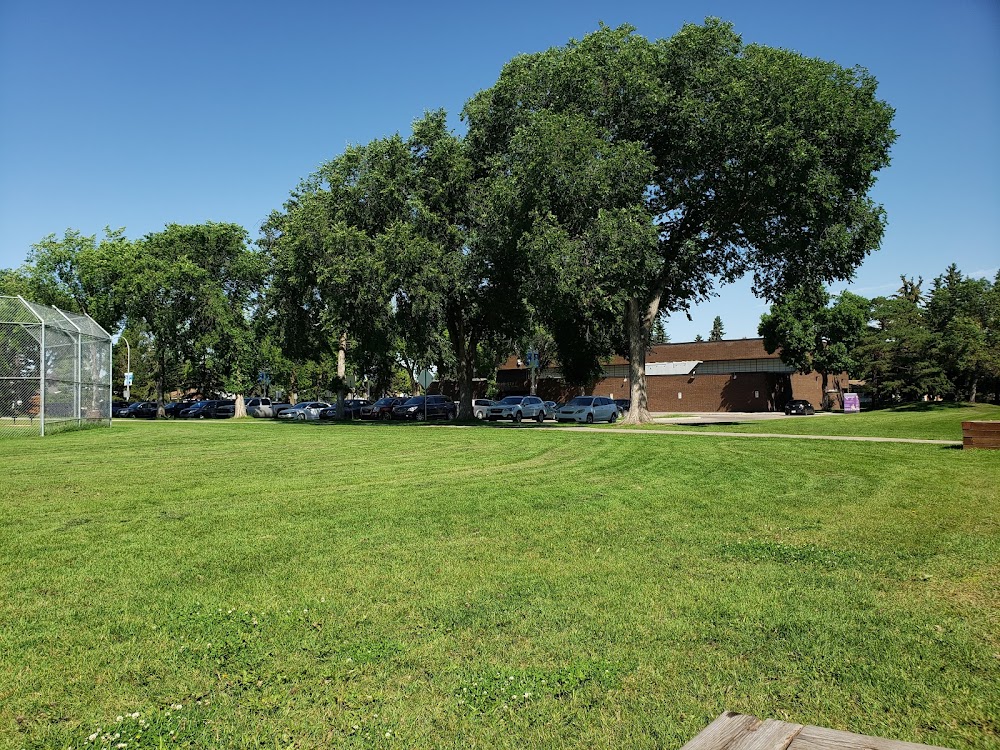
xmin=277 ymin=402 xmax=331 ymax=421
xmin=556 ymin=396 xmax=619 ymax=424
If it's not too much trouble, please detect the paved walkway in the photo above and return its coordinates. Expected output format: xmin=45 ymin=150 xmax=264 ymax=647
xmin=548 ymin=425 xmax=961 ymax=446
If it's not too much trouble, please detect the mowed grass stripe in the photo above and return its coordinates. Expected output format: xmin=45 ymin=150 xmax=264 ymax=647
xmin=0 ymin=420 xmax=997 ymax=749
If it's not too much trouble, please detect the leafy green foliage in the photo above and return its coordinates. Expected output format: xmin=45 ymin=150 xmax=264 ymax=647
xmin=466 ymin=19 xmax=896 ymax=417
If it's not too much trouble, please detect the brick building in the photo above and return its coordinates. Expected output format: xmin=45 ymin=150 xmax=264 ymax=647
xmin=497 ymin=338 xmax=845 ymax=412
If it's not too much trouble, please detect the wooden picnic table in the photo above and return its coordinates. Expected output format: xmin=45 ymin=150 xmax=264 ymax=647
xmin=681 ymin=712 xmax=952 ymax=750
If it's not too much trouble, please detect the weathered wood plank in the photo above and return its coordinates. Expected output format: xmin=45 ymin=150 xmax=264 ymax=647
xmin=790 ymin=724 xmax=953 ymax=750
xmin=728 ymin=718 xmax=804 ymax=750
xmin=962 ymin=420 xmax=1000 ymax=449
xmin=680 ymin=712 xmax=762 ymax=750
xmin=682 ymin=714 xmax=954 ymax=750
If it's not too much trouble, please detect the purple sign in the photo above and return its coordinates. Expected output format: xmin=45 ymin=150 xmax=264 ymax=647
xmin=843 ymin=393 xmax=860 ymax=413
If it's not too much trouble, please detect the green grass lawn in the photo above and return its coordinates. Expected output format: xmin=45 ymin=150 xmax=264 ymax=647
xmin=1 ymin=419 xmax=998 ymax=749
xmin=643 ymin=403 xmax=1000 ymax=441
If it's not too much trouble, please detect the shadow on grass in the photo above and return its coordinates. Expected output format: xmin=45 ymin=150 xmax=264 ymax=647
xmin=279 ymin=418 xmax=558 ymax=430
xmin=877 ymin=401 xmax=978 ymax=413
xmin=673 ymin=421 xmax=745 ymax=428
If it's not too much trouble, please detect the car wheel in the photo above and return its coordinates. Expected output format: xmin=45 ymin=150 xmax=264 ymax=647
xmin=381 ymin=411 xmax=391 ymax=420
xmin=535 ymin=411 xmax=544 ymax=423
xmin=513 ymin=411 xmax=522 ymax=423
xmin=447 ymin=410 xmax=456 ymax=421
xmin=416 ymin=411 xmax=425 ymax=422
xmin=296 ymin=413 xmax=306 ymax=421
xmin=609 ymin=411 xmax=618 ymax=423
xmin=586 ymin=413 xmax=594 ymax=424
xmin=476 ymin=411 xmax=484 ymax=420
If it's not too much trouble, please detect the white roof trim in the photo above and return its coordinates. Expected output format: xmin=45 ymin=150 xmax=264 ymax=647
xmin=645 ymin=360 xmax=702 ymax=376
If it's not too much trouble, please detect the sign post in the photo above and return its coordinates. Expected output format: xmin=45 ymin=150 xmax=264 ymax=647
xmin=124 ymin=371 xmax=133 ymax=401
xmin=416 ymin=369 xmax=433 ymax=422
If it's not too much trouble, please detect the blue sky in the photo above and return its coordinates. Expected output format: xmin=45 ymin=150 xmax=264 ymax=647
xmin=1 ymin=0 xmax=997 ymax=341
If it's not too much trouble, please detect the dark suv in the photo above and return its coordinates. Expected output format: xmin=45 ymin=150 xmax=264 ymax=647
xmin=179 ymin=400 xmax=235 ymax=419
xmin=124 ymin=401 xmax=158 ymax=419
xmin=361 ymin=397 xmax=408 ymax=420
xmin=392 ymin=395 xmax=457 ymax=421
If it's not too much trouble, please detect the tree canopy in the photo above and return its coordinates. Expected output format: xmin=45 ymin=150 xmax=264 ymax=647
xmin=465 ymin=19 xmax=896 ymax=421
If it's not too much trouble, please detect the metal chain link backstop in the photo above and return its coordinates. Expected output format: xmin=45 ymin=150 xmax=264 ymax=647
xmin=0 ymin=296 xmax=113 ymax=437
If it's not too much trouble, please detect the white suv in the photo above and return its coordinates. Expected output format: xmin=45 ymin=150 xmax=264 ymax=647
xmin=487 ymin=395 xmax=548 ymax=423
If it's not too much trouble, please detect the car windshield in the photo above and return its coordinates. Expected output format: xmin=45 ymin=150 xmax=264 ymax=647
xmin=499 ymin=397 xmax=523 ymax=405
xmin=371 ymin=398 xmax=394 ymax=406
xmin=566 ymin=397 xmax=594 ymax=406
xmin=402 ymin=397 xmax=424 ymax=406
xmin=190 ymin=401 xmax=210 ymax=408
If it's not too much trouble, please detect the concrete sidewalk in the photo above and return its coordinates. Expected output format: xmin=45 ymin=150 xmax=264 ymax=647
xmin=551 ymin=425 xmax=961 ymax=446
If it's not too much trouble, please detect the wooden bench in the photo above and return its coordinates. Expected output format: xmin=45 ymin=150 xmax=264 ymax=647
xmin=681 ymin=712 xmax=952 ymax=750
xmin=962 ymin=420 xmax=1000 ymax=449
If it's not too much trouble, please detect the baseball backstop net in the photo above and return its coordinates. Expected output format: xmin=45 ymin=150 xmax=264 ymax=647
xmin=0 ymin=296 xmax=113 ymax=437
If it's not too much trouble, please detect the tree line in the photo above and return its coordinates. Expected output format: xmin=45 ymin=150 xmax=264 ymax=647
xmin=760 ymin=266 xmax=1000 ymax=407
xmin=0 ymin=20 xmax=898 ymax=421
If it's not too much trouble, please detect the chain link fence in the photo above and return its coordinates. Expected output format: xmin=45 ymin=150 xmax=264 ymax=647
xmin=0 ymin=296 xmax=113 ymax=438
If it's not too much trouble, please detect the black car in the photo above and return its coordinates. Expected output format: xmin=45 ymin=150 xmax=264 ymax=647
xmin=392 ymin=395 xmax=457 ymax=421
xmin=319 ymin=399 xmax=372 ymax=420
xmin=124 ymin=401 xmax=158 ymax=419
xmin=179 ymin=399 xmax=235 ymax=419
xmin=164 ymin=400 xmax=198 ymax=419
xmin=112 ymin=401 xmax=131 ymax=418
xmin=784 ymin=399 xmax=816 ymax=415
xmin=614 ymin=399 xmax=631 ymax=417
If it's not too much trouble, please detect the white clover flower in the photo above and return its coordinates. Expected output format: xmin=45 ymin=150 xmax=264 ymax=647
xmin=116 ymin=716 xmax=123 ymax=722
xmin=89 ymin=732 xmax=99 ymax=742
xmin=385 ymin=731 xmax=392 ymax=738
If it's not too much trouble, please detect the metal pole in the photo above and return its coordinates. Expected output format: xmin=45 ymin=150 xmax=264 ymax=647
xmin=121 ymin=335 xmax=131 ymax=401
xmin=39 ymin=320 xmax=45 ymax=437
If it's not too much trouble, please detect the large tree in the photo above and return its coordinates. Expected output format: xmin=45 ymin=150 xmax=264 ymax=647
xmin=124 ymin=223 xmax=257 ymax=415
xmin=465 ymin=20 xmax=896 ymax=422
xmin=759 ymin=285 xmax=870 ymax=409
xmin=925 ymin=265 xmax=999 ymax=402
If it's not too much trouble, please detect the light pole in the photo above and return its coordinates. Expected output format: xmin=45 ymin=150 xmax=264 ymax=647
xmin=120 ymin=335 xmax=132 ymax=401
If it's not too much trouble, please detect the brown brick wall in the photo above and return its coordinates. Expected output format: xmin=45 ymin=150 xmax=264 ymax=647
xmin=496 ymin=338 xmax=848 ymax=412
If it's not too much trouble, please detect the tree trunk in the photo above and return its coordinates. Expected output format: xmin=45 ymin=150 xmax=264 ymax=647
xmin=156 ymin=350 xmax=166 ymax=419
xmin=233 ymin=393 xmax=247 ymax=418
xmin=619 ymin=296 xmax=658 ymax=424
xmin=336 ymin=331 xmax=347 ymax=419
xmin=821 ymin=371 xmax=830 ymax=411
xmin=969 ymin=374 xmax=978 ymax=404
xmin=530 ymin=365 xmax=538 ymax=395
xmin=449 ymin=313 xmax=476 ymax=420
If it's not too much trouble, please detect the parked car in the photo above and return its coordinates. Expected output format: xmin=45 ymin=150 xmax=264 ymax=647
xmin=244 ymin=397 xmax=292 ymax=418
xmin=784 ymin=399 xmax=816 ymax=415
xmin=614 ymin=399 xmax=631 ymax=417
xmin=179 ymin=400 xmax=235 ymax=419
xmin=277 ymin=401 xmax=331 ymax=421
xmin=112 ymin=401 xmax=131 ymax=418
xmin=392 ymin=395 xmax=456 ymax=421
xmin=124 ymin=401 xmax=158 ymax=419
xmin=164 ymin=400 xmax=197 ymax=419
xmin=360 ymin=397 xmax=408 ymax=420
xmin=319 ymin=399 xmax=372 ymax=420
xmin=487 ymin=395 xmax=548 ymax=423
xmin=556 ymin=396 xmax=619 ymax=424
xmin=543 ymin=401 xmax=558 ymax=419
xmin=473 ymin=399 xmax=495 ymax=420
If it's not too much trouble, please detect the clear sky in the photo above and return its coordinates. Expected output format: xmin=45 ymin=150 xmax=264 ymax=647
xmin=1 ymin=0 xmax=997 ymax=341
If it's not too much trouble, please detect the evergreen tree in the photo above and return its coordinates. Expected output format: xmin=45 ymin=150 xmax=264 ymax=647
xmin=708 ymin=316 xmax=725 ymax=342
